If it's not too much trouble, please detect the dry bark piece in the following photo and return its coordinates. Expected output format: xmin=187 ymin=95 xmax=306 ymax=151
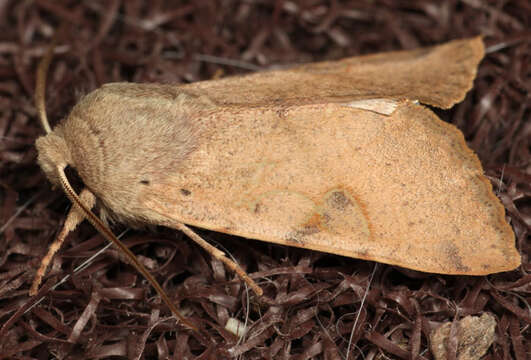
xmin=430 ymin=313 xmax=497 ymax=360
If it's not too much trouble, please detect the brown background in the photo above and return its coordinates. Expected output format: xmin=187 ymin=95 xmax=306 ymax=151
xmin=0 ymin=0 xmax=529 ymax=359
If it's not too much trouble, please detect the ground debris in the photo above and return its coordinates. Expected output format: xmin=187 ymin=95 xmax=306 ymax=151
xmin=430 ymin=313 xmax=496 ymax=360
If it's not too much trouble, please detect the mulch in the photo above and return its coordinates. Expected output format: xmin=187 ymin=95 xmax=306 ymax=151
xmin=0 ymin=1 xmax=529 ymax=359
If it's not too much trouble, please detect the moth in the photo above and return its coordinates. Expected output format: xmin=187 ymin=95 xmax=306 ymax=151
xmin=33 ymin=37 xmax=520 ymax=325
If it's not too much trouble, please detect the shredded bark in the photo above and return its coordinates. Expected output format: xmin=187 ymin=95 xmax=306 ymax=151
xmin=0 ymin=1 xmax=529 ymax=359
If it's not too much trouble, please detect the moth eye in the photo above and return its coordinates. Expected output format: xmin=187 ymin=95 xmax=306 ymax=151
xmin=140 ymin=179 xmax=150 ymax=185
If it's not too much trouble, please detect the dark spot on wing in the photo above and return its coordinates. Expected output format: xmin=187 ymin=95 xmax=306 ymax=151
xmin=298 ymin=224 xmax=320 ymax=236
xmin=443 ymin=241 xmax=470 ymax=273
xmin=326 ymin=190 xmax=352 ymax=210
xmin=140 ymin=179 xmax=150 ymax=185
xmin=181 ymin=188 xmax=191 ymax=196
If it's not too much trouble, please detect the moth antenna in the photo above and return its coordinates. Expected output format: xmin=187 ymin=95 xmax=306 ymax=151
xmin=29 ymin=188 xmax=95 ymax=296
xmin=35 ymin=34 xmax=59 ymax=135
xmin=174 ymin=222 xmax=263 ymax=296
xmin=55 ymin=165 xmax=197 ymax=331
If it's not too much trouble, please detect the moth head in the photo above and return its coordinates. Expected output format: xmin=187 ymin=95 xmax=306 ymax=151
xmin=35 ymin=113 xmax=108 ymax=221
xmin=36 ymin=128 xmax=73 ymax=188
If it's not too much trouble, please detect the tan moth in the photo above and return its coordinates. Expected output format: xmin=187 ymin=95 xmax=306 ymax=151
xmin=32 ymin=36 xmax=521 ymax=326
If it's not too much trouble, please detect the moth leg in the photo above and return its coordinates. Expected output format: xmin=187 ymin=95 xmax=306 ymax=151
xmin=175 ymin=222 xmax=263 ymax=296
xmin=29 ymin=188 xmax=95 ymax=296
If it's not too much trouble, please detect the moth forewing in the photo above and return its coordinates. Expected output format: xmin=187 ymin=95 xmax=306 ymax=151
xmin=142 ymin=100 xmax=519 ymax=275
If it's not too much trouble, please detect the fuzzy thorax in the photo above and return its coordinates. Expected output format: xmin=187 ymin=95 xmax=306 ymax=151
xmin=35 ymin=83 xmax=202 ymax=226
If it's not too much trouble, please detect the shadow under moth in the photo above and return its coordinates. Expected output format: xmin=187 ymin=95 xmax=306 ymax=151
xmin=32 ymin=36 xmax=521 ymax=328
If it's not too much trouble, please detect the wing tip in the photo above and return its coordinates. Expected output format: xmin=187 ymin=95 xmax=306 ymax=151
xmin=421 ymin=36 xmax=485 ymax=109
